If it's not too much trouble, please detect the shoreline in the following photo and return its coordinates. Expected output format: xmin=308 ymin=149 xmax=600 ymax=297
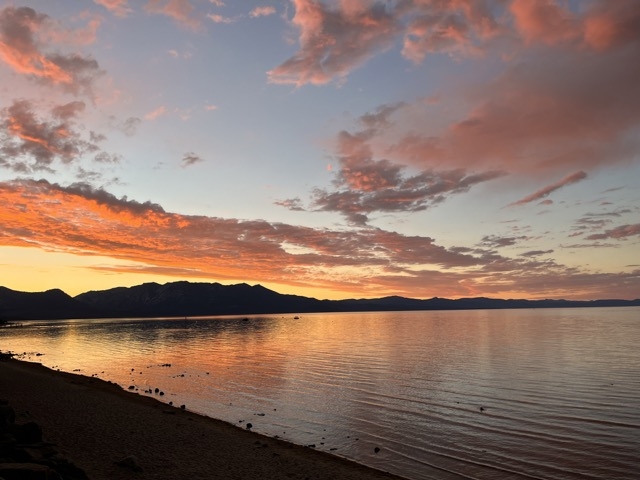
xmin=0 ymin=355 xmax=408 ymax=480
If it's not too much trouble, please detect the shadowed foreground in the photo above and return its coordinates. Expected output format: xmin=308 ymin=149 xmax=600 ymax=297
xmin=0 ymin=358 xmax=407 ymax=480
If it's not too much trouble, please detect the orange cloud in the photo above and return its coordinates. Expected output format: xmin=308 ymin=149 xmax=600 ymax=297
xmin=0 ymin=178 xmax=478 ymax=297
xmin=0 ymin=6 xmax=102 ymax=95
xmin=1 ymin=178 xmax=638 ymax=299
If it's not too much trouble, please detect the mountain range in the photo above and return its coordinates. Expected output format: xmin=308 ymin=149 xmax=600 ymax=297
xmin=1 ymin=281 xmax=638 ymax=321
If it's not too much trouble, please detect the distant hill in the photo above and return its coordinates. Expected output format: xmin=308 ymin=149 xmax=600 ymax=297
xmin=1 ymin=281 xmax=639 ymax=321
xmin=0 ymin=286 xmax=100 ymax=320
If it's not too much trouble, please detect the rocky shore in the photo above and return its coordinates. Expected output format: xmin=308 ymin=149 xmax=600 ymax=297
xmin=0 ymin=396 xmax=88 ymax=479
xmin=0 ymin=353 xmax=407 ymax=480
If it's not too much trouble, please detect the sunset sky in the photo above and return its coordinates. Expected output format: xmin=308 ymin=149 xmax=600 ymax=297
xmin=1 ymin=0 xmax=639 ymax=300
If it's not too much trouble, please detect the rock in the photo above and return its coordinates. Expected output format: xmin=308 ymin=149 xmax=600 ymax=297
xmin=374 ymin=447 xmax=380 ymax=453
xmin=44 ymin=455 xmax=89 ymax=479
xmin=245 ymin=423 xmax=252 ymax=430
xmin=0 ymin=462 xmax=56 ymax=480
xmin=180 ymin=404 xmax=186 ymax=410
xmin=0 ymin=399 xmax=88 ymax=480
xmin=22 ymin=445 xmax=56 ymax=462
xmin=115 ymin=455 xmax=143 ymax=472
xmin=10 ymin=422 xmax=42 ymax=443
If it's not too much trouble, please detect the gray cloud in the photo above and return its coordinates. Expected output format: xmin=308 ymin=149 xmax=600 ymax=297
xmin=0 ymin=99 xmax=100 ymax=171
xmin=181 ymin=152 xmax=204 ymax=167
xmin=0 ymin=6 xmax=103 ymax=96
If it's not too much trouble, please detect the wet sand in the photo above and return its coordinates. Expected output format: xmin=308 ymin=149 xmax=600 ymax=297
xmin=0 ymin=357 xmax=407 ymax=480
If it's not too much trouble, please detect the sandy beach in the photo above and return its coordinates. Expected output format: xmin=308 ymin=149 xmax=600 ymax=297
xmin=0 ymin=356 xmax=407 ymax=480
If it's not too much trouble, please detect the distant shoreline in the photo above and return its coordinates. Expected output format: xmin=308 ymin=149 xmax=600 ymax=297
xmin=2 ymin=280 xmax=639 ymax=320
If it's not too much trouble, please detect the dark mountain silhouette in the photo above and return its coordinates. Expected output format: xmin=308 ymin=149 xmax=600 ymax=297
xmin=1 ymin=281 xmax=638 ymax=321
xmin=0 ymin=286 xmax=100 ymax=320
xmin=75 ymin=281 xmax=330 ymax=318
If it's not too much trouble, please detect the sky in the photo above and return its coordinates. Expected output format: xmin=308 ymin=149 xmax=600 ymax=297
xmin=0 ymin=0 xmax=639 ymax=301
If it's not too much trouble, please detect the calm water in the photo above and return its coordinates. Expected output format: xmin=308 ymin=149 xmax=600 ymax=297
xmin=2 ymin=308 xmax=639 ymax=480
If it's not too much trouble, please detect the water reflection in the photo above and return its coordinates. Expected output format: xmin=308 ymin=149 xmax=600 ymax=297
xmin=1 ymin=308 xmax=639 ymax=480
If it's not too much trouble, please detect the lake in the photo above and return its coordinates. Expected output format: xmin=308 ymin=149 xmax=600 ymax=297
xmin=1 ymin=307 xmax=638 ymax=479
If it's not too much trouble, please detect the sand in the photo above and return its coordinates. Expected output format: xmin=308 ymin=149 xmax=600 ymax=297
xmin=0 ymin=357 xmax=408 ymax=480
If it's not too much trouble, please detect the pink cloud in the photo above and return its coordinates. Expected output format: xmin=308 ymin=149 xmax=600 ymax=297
xmin=268 ymin=0 xmax=400 ymax=86
xmin=510 ymin=0 xmax=640 ymax=51
xmin=279 ymin=106 xmax=504 ymax=225
xmin=0 ymin=7 xmax=102 ymax=96
xmin=268 ymin=1 xmax=506 ymax=86
xmin=587 ymin=224 xmax=640 ymax=241
xmin=144 ymin=106 xmax=167 ymax=120
xmin=94 ymin=0 xmax=132 ymax=17
xmin=144 ymin=0 xmax=200 ymax=30
xmin=402 ymin=0 xmax=500 ymax=63
xmin=267 ymin=1 xmax=640 ymax=87
xmin=276 ymin=102 xmax=506 ymax=224
xmin=40 ymin=13 xmax=102 ymax=46
xmin=207 ymin=14 xmax=234 ymax=24
xmin=267 ymin=2 xmax=639 ymax=187
xmin=386 ymin=28 xmax=640 ymax=177
xmin=509 ymin=171 xmax=587 ymax=207
xmin=250 ymin=6 xmax=276 ymax=18
xmin=510 ymin=0 xmax=580 ymax=46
